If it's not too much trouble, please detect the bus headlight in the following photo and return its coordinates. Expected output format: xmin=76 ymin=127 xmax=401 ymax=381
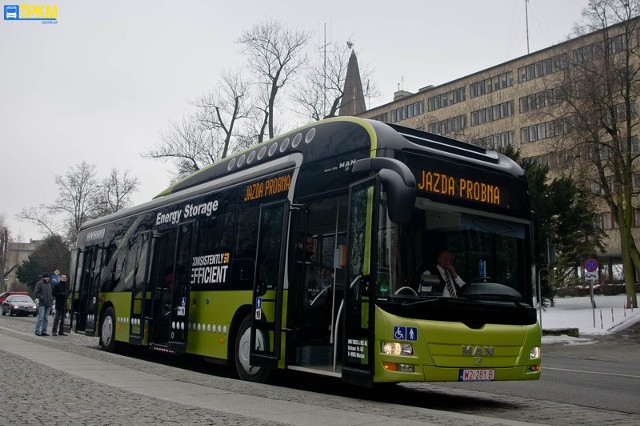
xmin=381 ymin=342 xmax=413 ymax=356
xmin=529 ymin=346 xmax=541 ymax=359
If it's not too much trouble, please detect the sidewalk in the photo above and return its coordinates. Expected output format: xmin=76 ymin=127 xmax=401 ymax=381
xmin=0 ymin=325 xmax=537 ymax=426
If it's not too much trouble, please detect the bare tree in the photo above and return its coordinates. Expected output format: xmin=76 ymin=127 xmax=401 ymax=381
xmin=51 ymin=161 xmax=101 ymax=242
xmin=145 ymin=114 xmax=214 ymax=180
xmin=145 ymin=69 xmax=253 ymax=181
xmin=554 ymin=0 xmax=640 ymax=307
xmin=95 ymin=168 xmax=140 ymax=216
xmin=293 ymin=42 xmax=379 ymax=120
xmin=197 ymin=68 xmax=252 ymax=159
xmin=20 ymin=162 xmax=140 ymax=244
xmin=237 ymin=19 xmax=311 ymax=141
xmin=17 ymin=206 xmax=60 ymax=238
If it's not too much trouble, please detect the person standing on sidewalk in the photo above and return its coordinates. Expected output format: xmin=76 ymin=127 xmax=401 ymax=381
xmin=51 ymin=273 xmax=68 ymax=336
xmin=34 ymin=273 xmax=54 ymax=336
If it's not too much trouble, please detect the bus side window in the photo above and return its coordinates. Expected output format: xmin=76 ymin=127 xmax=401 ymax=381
xmin=232 ymin=206 xmax=259 ymax=290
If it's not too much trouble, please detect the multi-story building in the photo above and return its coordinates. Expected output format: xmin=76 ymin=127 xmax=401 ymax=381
xmin=357 ymin=18 xmax=640 ymax=278
xmin=2 ymin=240 xmax=42 ymax=291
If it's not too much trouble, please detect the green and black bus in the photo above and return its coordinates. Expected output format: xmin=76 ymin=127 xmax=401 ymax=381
xmin=69 ymin=117 xmax=541 ymax=387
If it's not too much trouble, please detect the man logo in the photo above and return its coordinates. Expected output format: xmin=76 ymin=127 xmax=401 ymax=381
xmin=462 ymin=345 xmax=495 ymax=357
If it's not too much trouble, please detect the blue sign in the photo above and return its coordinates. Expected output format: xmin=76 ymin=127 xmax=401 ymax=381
xmin=4 ymin=5 xmax=18 ymax=20
xmin=256 ymin=297 xmax=262 ymax=309
xmin=406 ymin=327 xmax=418 ymax=341
xmin=393 ymin=326 xmax=418 ymax=341
xmin=393 ymin=326 xmax=406 ymax=340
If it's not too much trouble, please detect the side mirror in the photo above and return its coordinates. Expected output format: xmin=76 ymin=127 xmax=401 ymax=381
xmin=352 ymin=158 xmax=416 ymax=224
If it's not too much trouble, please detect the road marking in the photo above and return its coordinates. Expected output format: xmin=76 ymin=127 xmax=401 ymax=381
xmin=545 ymin=366 xmax=640 ymax=379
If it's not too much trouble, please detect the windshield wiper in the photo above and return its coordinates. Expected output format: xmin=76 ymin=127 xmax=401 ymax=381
xmin=403 ymin=296 xmax=473 ymax=307
xmin=477 ymin=293 xmax=528 ymax=309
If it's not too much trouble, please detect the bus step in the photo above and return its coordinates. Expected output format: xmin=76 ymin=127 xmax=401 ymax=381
xmin=296 ymin=344 xmax=332 ymax=366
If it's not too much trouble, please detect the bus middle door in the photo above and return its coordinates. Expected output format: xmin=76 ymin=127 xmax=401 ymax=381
xmin=128 ymin=232 xmax=152 ymax=345
xmin=149 ymin=222 xmax=194 ymax=353
xmin=250 ymin=200 xmax=289 ymax=368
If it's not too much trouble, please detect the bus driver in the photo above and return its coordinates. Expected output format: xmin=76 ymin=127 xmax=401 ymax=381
xmin=435 ymin=248 xmax=465 ymax=297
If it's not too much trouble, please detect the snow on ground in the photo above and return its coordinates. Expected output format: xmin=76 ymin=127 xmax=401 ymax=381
xmin=540 ymin=293 xmax=640 ymax=344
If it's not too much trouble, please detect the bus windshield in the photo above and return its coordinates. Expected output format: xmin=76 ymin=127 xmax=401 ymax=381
xmin=375 ymin=195 xmax=532 ymax=313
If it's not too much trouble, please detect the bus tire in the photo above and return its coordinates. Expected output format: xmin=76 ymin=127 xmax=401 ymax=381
xmin=234 ymin=315 xmax=269 ymax=383
xmin=99 ymin=306 xmax=116 ymax=352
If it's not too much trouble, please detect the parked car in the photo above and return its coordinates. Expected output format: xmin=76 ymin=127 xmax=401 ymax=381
xmin=0 ymin=291 xmax=29 ymax=305
xmin=1 ymin=295 xmax=38 ymax=317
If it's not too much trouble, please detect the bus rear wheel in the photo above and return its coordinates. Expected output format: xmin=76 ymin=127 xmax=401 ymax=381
xmin=99 ymin=306 xmax=116 ymax=352
xmin=234 ymin=315 xmax=269 ymax=383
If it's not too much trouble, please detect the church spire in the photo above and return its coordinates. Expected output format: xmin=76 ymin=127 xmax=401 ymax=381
xmin=339 ymin=48 xmax=366 ymax=116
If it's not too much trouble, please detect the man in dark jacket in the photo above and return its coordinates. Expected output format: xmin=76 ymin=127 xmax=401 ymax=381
xmin=51 ymin=274 xmax=68 ymax=336
xmin=34 ymin=273 xmax=54 ymax=336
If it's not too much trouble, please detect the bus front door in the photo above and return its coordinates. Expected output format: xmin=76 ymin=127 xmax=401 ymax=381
xmin=148 ymin=223 xmax=193 ymax=353
xmin=78 ymin=246 xmax=103 ymax=337
xmin=250 ymin=200 xmax=289 ymax=368
xmin=343 ymin=178 xmax=378 ymax=387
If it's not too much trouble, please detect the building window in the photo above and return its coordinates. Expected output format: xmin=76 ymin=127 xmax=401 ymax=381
xmin=633 ymin=208 xmax=640 ymax=227
xmin=471 ymin=101 xmax=514 ymax=126
xmin=519 ymin=87 xmax=564 ymax=113
xmin=599 ymin=211 xmax=617 ymax=230
xmin=370 ymin=112 xmax=388 ymax=122
xmin=477 ymin=131 xmax=515 ymax=149
xmin=391 ymin=101 xmax=424 ymax=123
xmin=520 ymin=119 xmax=567 ymax=143
xmin=518 ymin=53 xmax=568 ymax=82
xmin=428 ymin=87 xmax=466 ymax=111
xmin=470 ymin=71 xmax=513 ymax=98
xmin=573 ymin=33 xmax=627 ymax=64
xmin=428 ymin=114 xmax=467 ymax=135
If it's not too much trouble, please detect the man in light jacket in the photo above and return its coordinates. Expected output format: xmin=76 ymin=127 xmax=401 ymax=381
xmin=34 ymin=273 xmax=54 ymax=336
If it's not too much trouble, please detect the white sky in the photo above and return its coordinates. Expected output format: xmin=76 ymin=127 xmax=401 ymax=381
xmin=0 ymin=0 xmax=588 ymax=242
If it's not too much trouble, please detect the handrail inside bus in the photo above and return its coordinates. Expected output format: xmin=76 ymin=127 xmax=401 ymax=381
xmin=333 ymin=275 xmax=362 ymax=371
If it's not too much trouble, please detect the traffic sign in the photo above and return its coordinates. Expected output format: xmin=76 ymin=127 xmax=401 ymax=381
xmin=584 ymin=258 xmax=599 ymax=273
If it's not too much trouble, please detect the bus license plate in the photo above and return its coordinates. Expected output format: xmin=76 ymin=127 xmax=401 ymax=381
xmin=459 ymin=369 xmax=495 ymax=381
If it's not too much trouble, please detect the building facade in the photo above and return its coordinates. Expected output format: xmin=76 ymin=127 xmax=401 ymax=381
xmin=2 ymin=240 xmax=42 ymax=291
xmin=358 ymin=19 xmax=640 ymax=276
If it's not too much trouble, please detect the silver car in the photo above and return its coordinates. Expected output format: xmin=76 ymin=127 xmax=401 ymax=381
xmin=1 ymin=295 xmax=37 ymax=317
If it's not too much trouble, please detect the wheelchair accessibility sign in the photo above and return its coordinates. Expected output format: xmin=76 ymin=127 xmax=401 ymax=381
xmin=393 ymin=326 xmax=418 ymax=341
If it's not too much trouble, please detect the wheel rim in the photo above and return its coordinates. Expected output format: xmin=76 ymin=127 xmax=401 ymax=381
xmin=238 ymin=327 xmax=265 ymax=376
xmin=101 ymin=315 xmax=114 ymax=347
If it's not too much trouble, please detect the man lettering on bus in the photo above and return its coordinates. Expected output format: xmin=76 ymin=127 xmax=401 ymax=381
xmin=436 ymin=248 xmax=465 ymax=297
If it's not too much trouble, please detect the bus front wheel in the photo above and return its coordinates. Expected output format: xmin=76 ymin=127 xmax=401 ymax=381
xmin=234 ymin=315 xmax=270 ymax=383
xmin=99 ymin=306 xmax=116 ymax=352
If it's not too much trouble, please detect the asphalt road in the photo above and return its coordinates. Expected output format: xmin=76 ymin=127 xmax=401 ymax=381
xmin=2 ymin=314 xmax=640 ymax=425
